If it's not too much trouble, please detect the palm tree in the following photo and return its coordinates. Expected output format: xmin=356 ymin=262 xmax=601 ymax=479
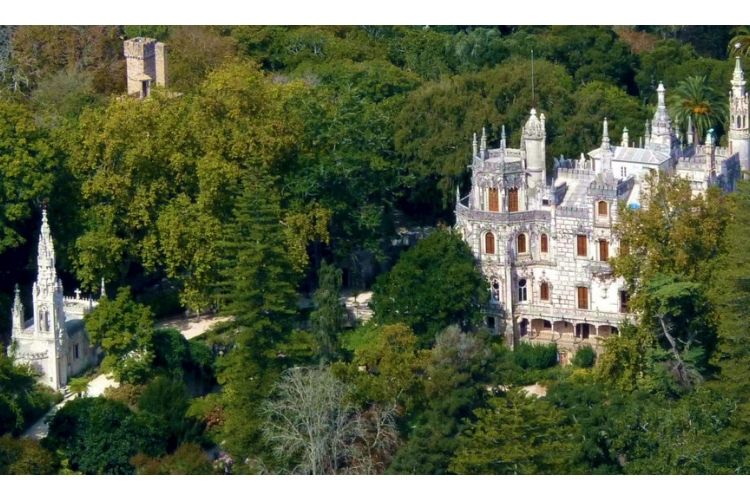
xmin=728 ymin=27 xmax=750 ymax=57
xmin=668 ymin=75 xmax=727 ymax=145
xmin=68 ymin=377 xmax=90 ymax=398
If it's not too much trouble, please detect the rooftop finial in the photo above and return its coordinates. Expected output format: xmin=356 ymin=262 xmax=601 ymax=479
xmin=480 ymin=127 xmax=487 ymax=156
xmin=531 ymin=48 xmax=535 ymax=108
xmin=732 ymin=56 xmax=746 ymax=98
xmin=621 ymin=126 xmax=629 ymax=148
xmin=602 ymin=117 xmax=610 ymax=149
xmin=501 ymin=125 xmax=506 ymax=150
xmin=472 ymin=132 xmax=478 ymax=157
xmin=100 ymin=277 xmax=106 ymax=298
xmin=657 ymin=81 xmax=666 ymax=110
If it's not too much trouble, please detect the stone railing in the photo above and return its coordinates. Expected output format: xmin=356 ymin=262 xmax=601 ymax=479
xmin=514 ymin=303 xmax=633 ymax=325
xmin=555 ymin=206 xmax=589 ymax=219
xmin=63 ymin=297 xmax=98 ymax=319
xmin=556 ymin=167 xmax=595 ymax=180
xmin=456 ymin=204 xmax=551 ymax=224
xmin=588 ymin=184 xmax=617 ymax=198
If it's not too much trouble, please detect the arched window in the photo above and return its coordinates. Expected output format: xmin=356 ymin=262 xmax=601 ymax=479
xmin=518 ymin=279 xmax=528 ymax=302
xmin=540 ymin=282 xmax=550 ymax=301
xmin=508 ymin=188 xmax=519 ymax=213
xmin=599 ymin=240 xmax=609 ymax=261
xmin=597 ymin=200 xmax=608 ymax=217
xmin=540 ymin=233 xmax=549 ymax=254
xmin=491 ymin=280 xmax=501 ymax=303
xmin=485 ymin=232 xmax=495 ymax=254
xmin=517 ymin=233 xmax=527 ymax=254
xmin=488 ymin=187 xmax=499 ymax=212
xmin=738 ymin=115 xmax=742 ymax=129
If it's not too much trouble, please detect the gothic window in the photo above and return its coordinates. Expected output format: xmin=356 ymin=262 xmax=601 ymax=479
xmin=577 ymin=287 xmax=589 ymax=310
xmin=488 ymin=187 xmax=499 ymax=212
xmin=491 ymin=280 xmax=501 ymax=303
xmin=597 ymin=200 xmax=608 ymax=217
xmin=620 ymin=290 xmax=630 ymax=313
xmin=540 ymin=233 xmax=549 ymax=254
xmin=540 ymin=282 xmax=550 ymax=301
xmin=485 ymin=232 xmax=495 ymax=254
xmin=518 ymin=279 xmax=528 ymax=302
xmin=576 ymin=234 xmax=588 ymax=257
xmin=508 ymin=188 xmax=519 ymax=213
xmin=517 ymin=233 xmax=527 ymax=254
xmin=599 ymin=240 xmax=609 ymax=261
xmin=738 ymin=115 xmax=742 ymax=129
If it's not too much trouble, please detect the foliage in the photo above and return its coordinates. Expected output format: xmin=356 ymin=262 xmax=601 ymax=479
xmin=67 ymin=376 xmax=90 ymax=398
xmin=138 ymin=376 xmax=199 ymax=451
xmin=45 ymin=397 xmax=167 ymax=474
xmin=262 ymin=366 xmax=399 ymax=474
xmin=84 ymin=287 xmax=155 ymax=384
xmin=0 ymin=354 xmax=58 ymax=436
xmin=309 ymin=260 xmax=345 ymax=360
xmin=0 ymin=435 xmax=59 ymax=474
xmin=572 ymin=346 xmax=597 ymax=369
xmin=164 ymin=27 xmax=238 ymax=92
xmin=131 ymin=442 xmax=215 ymax=475
xmin=0 ymin=98 xmax=58 ymax=253
xmin=371 ymin=230 xmax=487 ymax=344
xmin=449 ymin=390 xmax=582 ymax=474
xmin=513 ymin=342 xmax=558 ymax=370
xmin=668 ymin=75 xmax=727 ymax=143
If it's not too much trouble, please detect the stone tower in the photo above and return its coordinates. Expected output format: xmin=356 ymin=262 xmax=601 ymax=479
xmin=649 ymin=82 xmax=673 ymax=149
xmin=124 ymin=37 xmax=168 ymax=98
xmin=31 ymin=209 xmax=67 ymax=388
xmin=729 ymin=57 xmax=750 ymax=171
xmin=522 ymin=108 xmax=547 ymax=191
xmin=11 ymin=284 xmax=23 ymax=337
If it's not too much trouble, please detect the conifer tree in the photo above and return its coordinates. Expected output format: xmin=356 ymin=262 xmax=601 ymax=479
xmin=310 ymin=260 xmax=345 ymax=360
xmin=213 ymin=173 xmax=299 ymax=465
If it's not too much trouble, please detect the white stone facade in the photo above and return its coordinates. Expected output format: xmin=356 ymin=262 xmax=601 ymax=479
xmin=7 ymin=210 xmax=100 ymax=390
xmin=455 ymin=59 xmax=749 ymax=359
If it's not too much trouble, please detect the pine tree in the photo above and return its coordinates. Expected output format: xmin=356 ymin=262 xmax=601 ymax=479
xmin=310 ymin=260 xmax=345 ymax=360
xmin=213 ymin=174 xmax=300 ymax=464
xmin=710 ymin=180 xmax=750 ymax=430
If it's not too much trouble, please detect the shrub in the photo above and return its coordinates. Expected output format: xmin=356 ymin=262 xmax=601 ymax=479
xmin=572 ymin=346 xmax=597 ymax=368
xmin=513 ymin=343 xmax=558 ymax=370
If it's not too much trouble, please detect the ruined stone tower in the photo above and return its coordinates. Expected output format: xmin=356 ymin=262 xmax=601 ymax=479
xmin=124 ymin=37 xmax=167 ymax=98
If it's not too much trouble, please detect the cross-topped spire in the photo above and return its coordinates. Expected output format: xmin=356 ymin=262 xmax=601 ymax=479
xmin=732 ymin=56 xmax=746 ymax=98
xmin=37 ymin=208 xmax=57 ymax=287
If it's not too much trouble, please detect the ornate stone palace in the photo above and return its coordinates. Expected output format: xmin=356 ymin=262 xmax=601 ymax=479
xmin=455 ymin=57 xmax=749 ymax=360
xmin=7 ymin=211 xmax=101 ymax=390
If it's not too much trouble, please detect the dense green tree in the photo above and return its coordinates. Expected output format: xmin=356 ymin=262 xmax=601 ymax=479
xmin=84 ymin=287 xmax=155 ymax=383
xmin=164 ymin=26 xmax=238 ymax=92
xmin=709 ymin=180 xmax=750 ymax=433
xmin=0 ymin=435 xmax=59 ymax=474
xmin=393 ymin=59 xmax=574 ymax=205
xmin=449 ymin=390 xmax=582 ymax=474
xmin=0 ymin=98 xmax=58 ymax=253
xmin=635 ymin=39 xmax=698 ymax=101
xmin=138 ymin=376 xmax=198 ymax=451
xmin=45 ymin=397 xmax=166 ymax=474
xmin=668 ymin=75 xmax=728 ymax=144
xmin=0 ymin=354 xmax=58 ymax=436
xmin=131 ymin=442 xmax=215 ymax=475
xmin=310 ymin=260 xmax=345 ymax=360
xmin=371 ymin=230 xmax=487 ymax=344
xmin=212 ymin=174 xmax=299 ymax=464
xmin=388 ymin=327 xmax=509 ymax=474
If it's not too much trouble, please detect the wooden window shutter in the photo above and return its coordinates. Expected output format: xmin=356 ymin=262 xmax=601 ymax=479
xmin=508 ymin=188 xmax=519 ymax=213
xmin=540 ymin=282 xmax=549 ymax=301
xmin=598 ymin=200 xmax=608 ymax=216
xmin=599 ymin=240 xmax=609 ymax=261
xmin=540 ymin=233 xmax=548 ymax=253
xmin=577 ymin=287 xmax=589 ymax=309
xmin=517 ymin=234 xmax=526 ymax=253
xmin=577 ymin=235 xmax=587 ymax=257
xmin=488 ymin=188 xmax=499 ymax=212
xmin=485 ymin=233 xmax=495 ymax=254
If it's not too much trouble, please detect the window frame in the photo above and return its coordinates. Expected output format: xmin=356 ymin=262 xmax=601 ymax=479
xmin=484 ymin=232 xmax=495 ymax=255
xmin=576 ymin=234 xmax=588 ymax=257
xmin=577 ymin=286 xmax=589 ymax=310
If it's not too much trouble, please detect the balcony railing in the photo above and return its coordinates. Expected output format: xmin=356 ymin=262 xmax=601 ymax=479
xmin=514 ymin=303 xmax=633 ymax=325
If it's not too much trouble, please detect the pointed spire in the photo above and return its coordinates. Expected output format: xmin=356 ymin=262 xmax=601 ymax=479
xmin=656 ymin=81 xmax=666 ymax=111
xmin=480 ymin=127 xmax=487 ymax=158
xmin=100 ymin=277 xmax=106 ymax=298
xmin=601 ymin=117 xmax=610 ymax=150
xmin=687 ymin=115 xmax=694 ymax=145
xmin=732 ymin=56 xmax=746 ymax=98
xmin=500 ymin=125 xmax=507 ymax=150
xmin=37 ymin=208 xmax=57 ymax=286
xmin=455 ymin=186 xmax=460 ymax=204
xmin=621 ymin=126 xmax=629 ymax=148
xmin=472 ymin=132 xmax=477 ymax=157
xmin=11 ymin=284 xmax=23 ymax=335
